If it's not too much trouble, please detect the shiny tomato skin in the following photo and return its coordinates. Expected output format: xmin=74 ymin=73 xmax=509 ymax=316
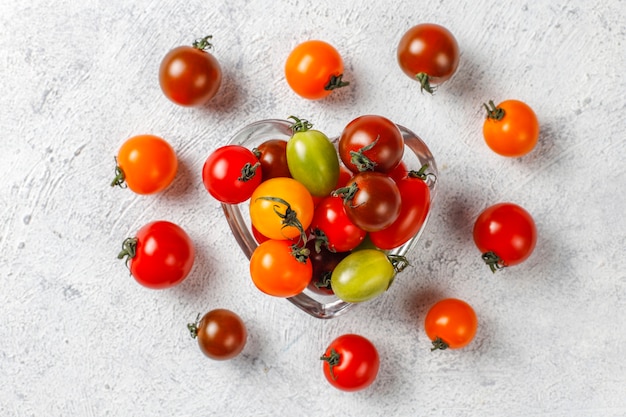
xmin=321 ymin=334 xmax=380 ymax=392
xmin=483 ymin=100 xmax=539 ymax=157
xmin=202 ymin=145 xmax=262 ymax=204
xmin=338 ymin=115 xmax=404 ymax=174
xmin=330 ymin=249 xmax=396 ymax=303
xmin=287 ymin=129 xmax=340 ymax=197
xmin=254 ymin=139 xmax=292 ymax=181
xmin=425 ymin=298 xmax=478 ymax=350
xmin=124 ymin=221 xmax=195 ymax=289
xmin=114 ymin=135 xmax=177 ymax=195
xmin=369 ymin=174 xmax=430 ymax=250
xmin=285 ymin=40 xmax=347 ymax=100
xmin=397 ymin=23 xmax=459 ymax=92
xmin=473 ymin=202 xmax=537 ymax=270
xmin=310 ymin=196 xmax=366 ymax=252
xmin=194 ymin=309 xmax=247 ymax=360
xmin=249 ymin=239 xmax=312 ymax=297
xmin=159 ymin=42 xmax=222 ymax=107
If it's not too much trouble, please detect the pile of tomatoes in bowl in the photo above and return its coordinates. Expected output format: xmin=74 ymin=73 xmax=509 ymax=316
xmin=204 ymin=115 xmax=438 ymax=319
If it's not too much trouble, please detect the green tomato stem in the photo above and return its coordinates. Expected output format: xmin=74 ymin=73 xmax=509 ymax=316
xmin=320 ymin=348 xmax=341 ymax=380
xmin=431 ymin=337 xmax=449 ymax=351
xmin=117 ymin=237 xmax=137 ymax=269
xmin=111 ymin=158 xmax=126 ymax=188
xmin=192 ymin=35 xmax=213 ymax=51
xmin=288 ymin=115 xmax=313 ymax=133
xmin=415 ymin=72 xmax=435 ymax=94
xmin=255 ymin=196 xmax=307 ymax=244
xmin=388 ymin=254 xmax=410 ymax=273
xmin=324 ymin=74 xmax=350 ymax=91
xmin=349 ymin=137 xmax=379 ymax=172
xmin=187 ymin=314 xmax=201 ymax=339
xmin=238 ymin=161 xmax=261 ymax=182
xmin=483 ymin=100 xmax=505 ymax=121
xmin=331 ymin=182 xmax=359 ymax=204
xmin=482 ymin=251 xmax=505 ymax=273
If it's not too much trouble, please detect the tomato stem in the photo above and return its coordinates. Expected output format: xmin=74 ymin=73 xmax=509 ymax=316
xmin=290 ymin=244 xmax=310 ymax=263
xmin=431 ymin=337 xmax=449 ymax=351
xmin=320 ymin=348 xmax=341 ymax=380
xmin=315 ymin=271 xmax=333 ymax=291
xmin=331 ymin=182 xmax=359 ymax=205
xmin=187 ymin=314 xmax=201 ymax=339
xmin=288 ymin=116 xmax=313 ymax=133
xmin=255 ymin=196 xmax=307 ymax=244
xmin=349 ymin=137 xmax=379 ymax=172
xmin=415 ymin=72 xmax=435 ymax=94
xmin=110 ymin=158 xmax=127 ymax=188
xmin=238 ymin=161 xmax=261 ymax=182
xmin=483 ymin=100 xmax=505 ymax=121
xmin=388 ymin=255 xmax=410 ymax=273
xmin=192 ymin=35 xmax=213 ymax=51
xmin=324 ymin=74 xmax=350 ymax=91
xmin=482 ymin=251 xmax=505 ymax=273
xmin=312 ymin=228 xmax=332 ymax=253
xmin=117 ymin=237 xmax=137 ymax=269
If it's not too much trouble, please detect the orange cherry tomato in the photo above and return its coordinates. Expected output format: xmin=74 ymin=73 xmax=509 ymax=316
xmin=424 ymin=298 xmax=478 ymax=350
xmin=112 ymin=134 xmax=177 ymax=195
xmin=482 ymin=99 xmax=539 ymax=157
xmin=284 ymin=40 xmax=349 ymax=100
xmin=249 ymin=177 xmax=314 ymax=241
xmin=249 ymin=239 xmax=312 ymax=297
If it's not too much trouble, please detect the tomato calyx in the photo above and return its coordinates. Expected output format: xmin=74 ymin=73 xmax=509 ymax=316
xmin=320 ymin=348 xmax=341 ymax=380
xmin=290 ymin=244 xmax=310 ymax=263
xmin=238 ymin=161 xmax=261 ymax=182
xmin=388 ymin=255 xmax=410 ymax=273
xmin=187 ymin=313 xmax=202 ymax=339
xmin=349 ymin=137 xmax=379 ymax=172
xmin=415 ymin=72 xmax=435 ymax=94
xmin=110 ymin=158 xmax=127 ymax=188
xmin=483 ymin=100 xmax=505 ymax=121
xmin=482 ymin=251 xmax=506 ymax=273
xmin=192 ymin=35 xmax=214 ymax=51
xmin=288 ymin=115 xmax=313 ymax=133
xmin=331 ymin=183 xmax=359 ymax=206
xmin=315 ymin=272 xmax=333 ymax=291
xmin=324 ymin=74 xmax=350 ymax=91
xmin=312 ymin=228 xmax=334 ymax=253
xmin=255 ymin=196 xmax=307 ymax=243
xmin=117 ymin=237 xmax=137 ymax=269
xmin=431 ymin=337 xmax=449 ymax=351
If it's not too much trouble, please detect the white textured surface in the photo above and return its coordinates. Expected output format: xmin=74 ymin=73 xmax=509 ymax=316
xmin=1 ymin=0 xmax=625 ymax=416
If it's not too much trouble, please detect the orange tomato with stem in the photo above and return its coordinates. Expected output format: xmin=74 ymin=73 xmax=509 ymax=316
xmin=424 ymin=298 xmax=478 ymax=350
xmin=111 ymin=134 xmax=177 ymax=195
xmin=284 ymin=40 xmax=349 ymax=100
xmin=482 ymin=99 xmax=539 ymax=157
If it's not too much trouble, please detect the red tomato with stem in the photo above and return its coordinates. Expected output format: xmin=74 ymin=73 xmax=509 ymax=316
xmin=285 ymin=40 xmax=349 ymax=100
xmin=425 ymin=298 xmax=478 ymax=350
xmin=320 ymin=334 xmax=380 ymax=391
xmin=397 ymin=23 xmax=460 ymax=93
xmin=310 ymin=195 xmax=366 ymax=253
xmin=202 ymin=145 xmax=262 ymax=204
xmin=159 ymin=36 xmax=222 ymax=106
xmin=118 ymin=221 xmax=195 ymax=289
xmin=482 ymin=99 xmax=539 ymax=157
xmin=473 ymin=202 xmax=537 ymax=272
xmin=338 ymin=115 xmax=404 ymax=174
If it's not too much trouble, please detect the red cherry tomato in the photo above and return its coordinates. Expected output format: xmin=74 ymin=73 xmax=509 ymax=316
xmin=159 ymin=36 xmax=222 ymax=106
xmin=425 ymin=298 xmax=478 ymax=350
xmin=118 ymin=221 xmax=195 ymax=289
xmin=320 ymin=334 xmax=380 ymax=391
xmin=202 ymin=145 xmax=262 ymax=204
xmin=310 ymin=196 xmax=366 ymax=252
xmin=473 ymin=202 xmax=537 ymax=272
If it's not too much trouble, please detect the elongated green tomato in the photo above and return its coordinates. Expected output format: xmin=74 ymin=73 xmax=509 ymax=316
xmin=286 ymin=116 xmax=340 ymax=197
xmin=331 ymin=249 xmax=408 ymax=303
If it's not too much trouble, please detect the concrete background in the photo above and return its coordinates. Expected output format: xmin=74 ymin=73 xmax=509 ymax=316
xmin=1 ymin=0 xmax=625 ymax=416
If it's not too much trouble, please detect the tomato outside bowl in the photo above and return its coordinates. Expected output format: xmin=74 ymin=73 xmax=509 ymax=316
xmin=222 ymin=119 xmax=438 ymax=319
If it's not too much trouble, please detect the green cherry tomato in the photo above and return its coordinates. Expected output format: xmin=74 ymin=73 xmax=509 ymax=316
xmin=286 ymin=116 xmax=340 ymax=197
xmin=331 ymin=249 xmax=404 ymax=303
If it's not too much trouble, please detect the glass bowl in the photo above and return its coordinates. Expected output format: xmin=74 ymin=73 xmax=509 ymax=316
xmin=222 ymin=119 xmax=438 ymax=319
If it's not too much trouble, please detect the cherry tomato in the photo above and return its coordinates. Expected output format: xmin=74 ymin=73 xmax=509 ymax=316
xmin=333 ymin=171 xmax=401 ymax=232
xmin=338 ymin=115 xmax=404 ymax=174
xmin=310 ymin=196 xmax=366 ymax=253
xmin=187 ymin=309 xmax=247 ymax=360
xmin=249 ymin=239 xmax=312 ymax=297
xmin=320 ymin=334 xmax=379 ymax=392
xmin=202 ymin=145 xmax=262 ymax=204
xmin=473 ymin=202 xmax=537 ymax=272
xmin=331 ymin=249 xmax=407 ymax=303
xmin=253 ymin=139 xmax=291 ymax=181
xmin=425 ymin=298 xmax=478 ymax=350
xmin=397 ymin=23 xmax=459 ymax=93
xmin=286 ymin=117 xmax=340 ymax=197
xmin=159 ymin=36 xmax=222 ymax=107
xmin=305 ymin=240 xmax=348 ymax=295
xmin=482 ymin=99 xmax=539 ymax=157
xmin=111 ymin=134 xmax=177 ymax=195
xmin=118 ymin=221 xmax=195 ymax=289
xmin=369 ymin=167 xmax=432 ymax=250
xmin=285 ymin=40 xmax=349 ymax=100
xmin=249 ymin=177 xmax=314 ymax=241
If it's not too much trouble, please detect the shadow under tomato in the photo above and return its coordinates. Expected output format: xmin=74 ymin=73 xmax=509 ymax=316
xmin=200 ymin=67 xmax=243 ymax=114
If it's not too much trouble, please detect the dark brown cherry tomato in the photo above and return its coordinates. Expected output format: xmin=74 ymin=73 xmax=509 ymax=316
xmin=253 ymin=139 xmax=292 ymax=181
xmin=188 ymin=309 xmax=247 ymax=360
xmin=306 ymin=239 xmax=349 ymax=295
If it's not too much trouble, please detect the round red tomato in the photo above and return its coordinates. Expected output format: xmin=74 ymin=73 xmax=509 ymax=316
xmin=333 ymin=171 xmax=401 ymax=232
xmin=284 ymin=40 xmax=349 ymax=100
xmin=397 ymin=23 xmax=459 ymax=93
xmin=483 ymin=99 xmax=539 ymax=157
xmin=253 ymin=139 xmax=291 ymax=181
xmin=338 ymin=115 xmax=404 ymax=174
xmin=370 ymin=168 xmax=431 ymax=250
xmin=473 ymin=202 xmax=537 ymax=272
xmin=202 ymin=145 xmax=262 ymax=204
xmin=118 ymin=221 xmax=195 ymax=289
xmin=425 ymin=298 xmax=478 ymax=350
xmin=310 ymin=196 xmax=366 ymax=252
xmin=320 ymin=334 xmax=380 ymax=391
xmin=112 ymin=134 xmax=178 ymax=195
xmin=188 ymin=309 xmax=247 ymax=360
xmin=159 ymin=36 xmax=222 ymax=106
